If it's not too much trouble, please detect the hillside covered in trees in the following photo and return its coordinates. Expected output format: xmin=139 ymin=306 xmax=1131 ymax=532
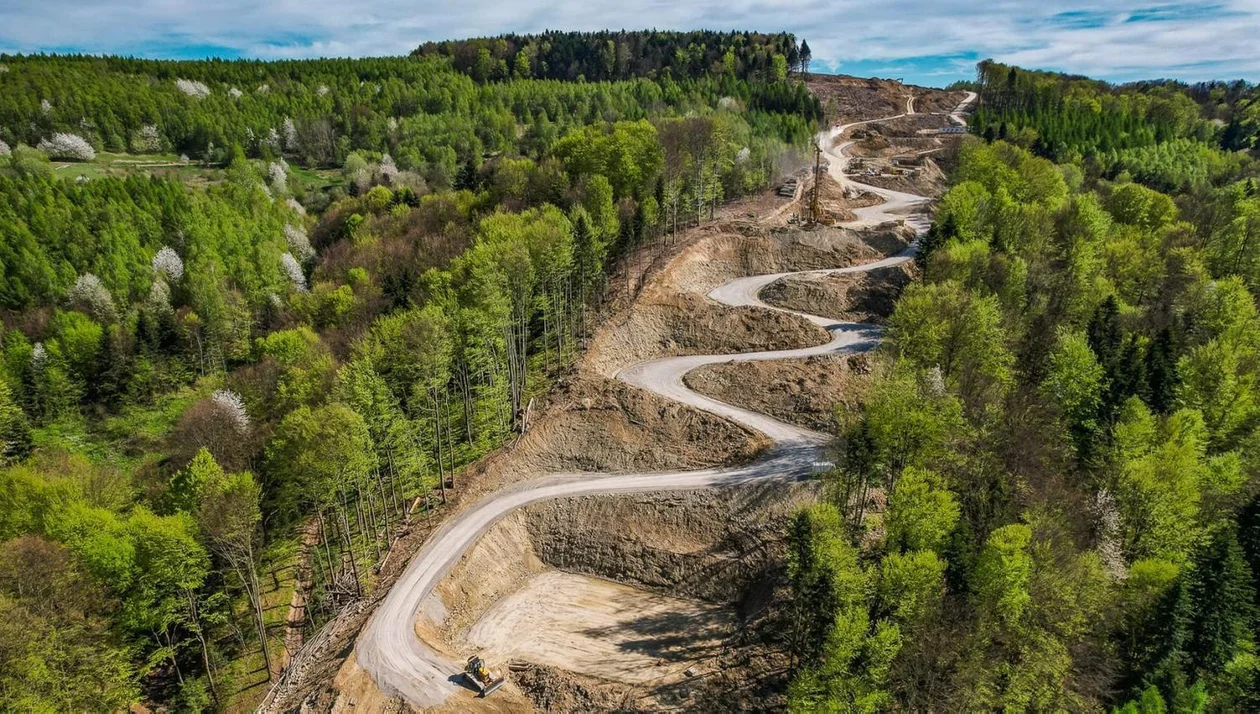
xmin=0 ymin=51 xmax=818 ymax=173
xmin=785 ymin=69 xmax=1260 ymax=711
xmin=968 ymin=61 xmax=1256 ymax=192
xmin=414 ymin=30 xmax=814 ymax=83
xmin=0 ymin=44 xmax=819 ymax=711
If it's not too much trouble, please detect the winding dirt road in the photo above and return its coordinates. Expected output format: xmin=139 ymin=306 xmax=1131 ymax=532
xmin=355 ymin=94 xmax=973 ymax=709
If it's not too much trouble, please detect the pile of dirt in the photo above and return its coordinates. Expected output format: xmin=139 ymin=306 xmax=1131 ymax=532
xmin=760 ymin=263 xmax=915 ymax=324
xmin=685 ymin=354 xmax=873 ymax=433
xmin=509 ymin=663 xmax=634 ymax=712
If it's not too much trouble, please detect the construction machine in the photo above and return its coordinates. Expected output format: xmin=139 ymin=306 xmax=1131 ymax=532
xmin=464 ymin=654 xmax=505 ymax=697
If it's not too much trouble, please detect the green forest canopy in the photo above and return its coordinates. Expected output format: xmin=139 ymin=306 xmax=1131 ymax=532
xmin=787 ymin=68 xmax=1260 ymax=711
xmin=0 ymin=38 xmax=820 ymax=711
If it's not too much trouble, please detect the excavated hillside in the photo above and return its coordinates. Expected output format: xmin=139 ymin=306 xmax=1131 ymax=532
xmin=264 ymin=76 xmax=962 ymax=714
xmin=806 ymin=74 xmax=966 ymax=123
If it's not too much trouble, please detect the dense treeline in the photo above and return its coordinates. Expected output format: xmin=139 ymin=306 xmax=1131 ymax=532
xmin=1132 ymin=78 xmax=1260 ymax=154
xmin=786 ymin=132 xmax=1260 ymax=709
xmin=414 ymin=29 xmax=813 ymax=83
xmin=0 ymin=52 xmax=819 ymax=172
xmin=970 ymin=61 xmax=1258 ymax=193
xmin=0 ymin=47 xmax=816 ymax=711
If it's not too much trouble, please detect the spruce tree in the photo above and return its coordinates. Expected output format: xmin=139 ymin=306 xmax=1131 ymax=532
xmin=1186 ymin=527 xmax=1255 ymax=678
xmin=1146 ymin=328 xmax=1180 ymax=414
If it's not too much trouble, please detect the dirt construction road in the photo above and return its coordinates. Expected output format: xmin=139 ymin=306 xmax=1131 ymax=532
xmin=355 ymin=95 xmax=973 ymax=709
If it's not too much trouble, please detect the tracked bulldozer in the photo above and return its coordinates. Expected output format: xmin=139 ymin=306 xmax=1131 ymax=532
xmin=463 ymin=654 xmax=505 ymax=697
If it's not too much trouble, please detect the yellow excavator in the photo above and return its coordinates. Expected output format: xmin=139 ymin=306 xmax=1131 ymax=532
xmin=464 ymin=654 xmax=505 ymax=697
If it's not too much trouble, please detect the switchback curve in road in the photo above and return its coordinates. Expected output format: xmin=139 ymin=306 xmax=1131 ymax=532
xmin=355 ymin=93 xmax=974 ymax=709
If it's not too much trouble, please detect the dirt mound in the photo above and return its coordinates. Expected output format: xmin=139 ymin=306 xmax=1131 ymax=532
xmin=761 ymin=263 xmax=914 ymax=324
xmin=510 ymin=662 xmax=634 ymax=712
xmin=685 ymin=354 xmax=874 ymax=433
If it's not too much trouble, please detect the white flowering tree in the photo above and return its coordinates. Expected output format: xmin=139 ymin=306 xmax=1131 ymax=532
xmin=281 ymin=253 xmax=307 ymax=291
xmin=37 ymin=133 xmax=96 ymax=161
xmin=1093 ymin=490 xmax=1126 ymax=579
xmin=282 ymin=118 xmax=299 ymax=152
xmin=175 ymin=79 xmax=211 ymax=98
xmin=132 ymin=124 xmax=164 ymax=153
xmin=268 ymin=161 xmax=288 ymax=193
xmin=228 ymin=87 xmax=243 ymax=99
xmin=379 ymin=154 xmax=399 ymax=184
xmin=284 ymin=224 xmax=315 ymax=262
xmin=148 ymin=279 xmax=172 ymax=313
xmin=286 ymin=197 xmax=306 ymax=216
xmin=30 ymin=342 xmax=46 ymax=369
xmin=67 ymin=273 xmax=116 ymax=321
xmin=40 ymin=99 xmax=51 ymax=113
xmin=0 ymin=139 xmax=9 ymax=157
xmin=152 ymin=246 xmax=184 ymax=282
xmin=210 ymin=389 xmax=250 ymax=434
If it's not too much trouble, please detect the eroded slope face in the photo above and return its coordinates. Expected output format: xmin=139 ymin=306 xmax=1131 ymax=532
xmin=583 ymin=224 xmax=909 ymax=377
xmin=685 ymin=354 xmax=873 ymax=433
xmin=760 ymin=262 xmax=914 ymax=325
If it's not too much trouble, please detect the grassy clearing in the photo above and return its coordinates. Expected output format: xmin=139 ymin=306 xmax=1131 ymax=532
xmin=50 ymin=152 xmax=342 ymax=195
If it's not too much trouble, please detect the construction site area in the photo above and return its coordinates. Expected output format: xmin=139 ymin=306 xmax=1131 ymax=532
xmin=261 ymin=77 xmax=972 ymax=714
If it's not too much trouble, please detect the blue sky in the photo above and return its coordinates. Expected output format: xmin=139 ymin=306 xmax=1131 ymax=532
xmin=0 ymin=0 xmax=1256 ymax=87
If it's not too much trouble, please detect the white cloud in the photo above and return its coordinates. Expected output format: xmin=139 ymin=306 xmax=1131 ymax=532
xmin=0 ymin=0 xmax=1256 ymax=84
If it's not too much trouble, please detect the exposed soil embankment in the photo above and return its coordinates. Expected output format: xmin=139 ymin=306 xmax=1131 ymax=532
xmin=805 ymin=74 xmax=963 ymax=124
xmin=585 ymin=224 xmax=909 ymax=377
xmin=526 ymin=484 xmax=814 ymax=603
xmin=417 ymin=481 xmax=816 ymax=711
xmin=512 ymin=377 xmax=769 ymax=475
xmin=685 ymin=354 xmax=873 ymax=433
xmin=761 ymin=263 xmax=914 ymax=325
